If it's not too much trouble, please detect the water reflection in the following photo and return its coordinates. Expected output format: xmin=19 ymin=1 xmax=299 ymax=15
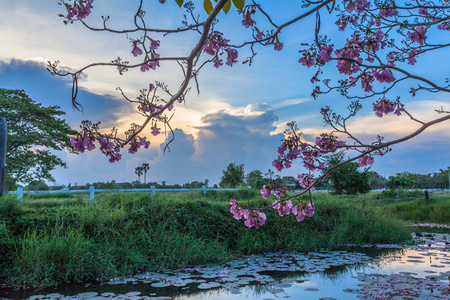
xmin=2 ymin=233 xmax=450 ymax=300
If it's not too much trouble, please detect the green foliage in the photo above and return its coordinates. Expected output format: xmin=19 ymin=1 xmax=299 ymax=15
xmin=386 ymin=170 xmax=449 ymax=189
xmin=324 ymin=152 xmax=371 ymax=195
xmin=382 ymin=192 xmax=450 ymax=224
xmin=386 ymin=174 xmax=412 ymax=189
xmin=246 ymin=169 xmax=265 ymax=189
xmin=219 ymin=163 xmax=245 ymax=188
xmin=0 ymin=191 xmax=412 ymax=288
xmin=0 ymin=89 xmax=76 ymax=188
xmin=25 ymin=180 xmax=50 ymax=191
xmin=201 ymin=0 xmax=244 ymax=15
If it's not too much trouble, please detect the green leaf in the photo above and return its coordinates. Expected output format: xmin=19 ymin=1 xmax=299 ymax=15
xmin=232 ymin=0 xmax=245 ymax=10
xmin=175 ymin=0 xmax=184 ymax=8
xmin=203 ymin=0 xmax=213 ymax=15
xmin=223 ymin=0 xmax=232 ymax=14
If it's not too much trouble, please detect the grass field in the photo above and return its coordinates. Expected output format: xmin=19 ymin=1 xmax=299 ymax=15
xmin=2 ymin=189 xmax=445 ymax=288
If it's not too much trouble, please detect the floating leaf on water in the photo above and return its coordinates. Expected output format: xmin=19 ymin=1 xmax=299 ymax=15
xmin=77 ymin=292 xmax=99 ymax=298
xmin=267 ymin=288 xmax=284 ymax=294
xmin=151 ymin=282 xmax=172 ymax=288
xmin=101 ymin=293 xmax=115 ymax=297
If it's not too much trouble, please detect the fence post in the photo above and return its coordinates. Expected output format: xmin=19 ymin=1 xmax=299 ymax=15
xmin=89 ymin=185 xmax=95 ymax=202
xmin=17 ymin=187 xmax=23 ymax=200
xmin=151 ymin=186 xmax=155 ymax=195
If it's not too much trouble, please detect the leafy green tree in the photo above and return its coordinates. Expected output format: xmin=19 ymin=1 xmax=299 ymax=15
xmin=219 ymin=163 xmax=245 ymax=188
xmin=324 ymin=152 xmax=371 ymax=195
xmin=26 ymin=180 xmax=50 ymax=191
xmin=368 ymin=171 xmax=387 ymax=189
xmin=0 ymin=89 xmax=76 ymax=189
xmin=246 ymin=169 xmax=265 ymax=189
xmin=386 ymin=174 xmax=412 ymax=190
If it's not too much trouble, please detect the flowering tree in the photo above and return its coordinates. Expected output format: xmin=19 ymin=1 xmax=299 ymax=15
xmin=51 ymin=0 xmax=450 ymax=228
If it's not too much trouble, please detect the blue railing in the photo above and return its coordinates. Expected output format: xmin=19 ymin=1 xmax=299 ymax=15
xmin=10 ymin=186 xmax=244 ymax=201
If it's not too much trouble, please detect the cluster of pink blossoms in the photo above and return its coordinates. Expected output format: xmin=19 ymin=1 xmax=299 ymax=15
xmin=372 ymin=99 xmax=403 ymax=117
xmin=202 ymin=33 xmax=239 ymax=67
xmin=407 ymin=26 xmax=428 ymax=45
xmin=71 ymin=131 xmax=153 ymax=163
xmin=230 ymin=192 xmax=315 ymax=228
xmin=272 ymin=199 xmax=293 ymax=216
xmin=237 ymin=4 xmax=282 ymax=50
xmin=358 ymin=155 xmax=374 ymax=167
xmin=345 ymin=0 xmax=370 ymax=14
xmin=230 ymin=199 xmax=266 ymax=229
xmin=140 ymin=103 xmax=174 ymax=115
xmin=292 ymin=202 xmax=315 ymax=222
xmin=315 ymin=133 xmax=344 ymax=152
xmin=238 ymin=4 xmax=257 ymax=28
xmin=71 ymin=134 xmax=122 ymax=163
xmin=66 ymin=0 xmax=93 ymax=20
xmin=128 ymin=137 xmax=150 ymax=154
xmin=130 ymin=38 xmax=161 ymax=72
xmin=297 ymin=173 xmax=316 ymax=191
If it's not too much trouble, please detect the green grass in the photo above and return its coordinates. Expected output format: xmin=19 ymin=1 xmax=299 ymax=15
xmin=380 ymin=191 xmax=450 ymax=224
xmin=0 ymin=190 xmax=413 ymax=288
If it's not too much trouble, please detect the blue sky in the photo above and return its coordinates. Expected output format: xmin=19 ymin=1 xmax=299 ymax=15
xmin=1 ymin=1 xmax=449 ymax=186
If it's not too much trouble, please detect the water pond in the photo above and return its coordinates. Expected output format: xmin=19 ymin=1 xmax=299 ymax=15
xmin=2 ymin=230 xmax=450 ymax=300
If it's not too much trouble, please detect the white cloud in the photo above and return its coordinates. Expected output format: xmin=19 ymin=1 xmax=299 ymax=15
xmin=272 ymin=97 xmax=311 ymax=109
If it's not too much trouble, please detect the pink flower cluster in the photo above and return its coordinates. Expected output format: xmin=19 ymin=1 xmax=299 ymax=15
xmin=151 ymin=127 xmax=160 ymax=136
xmin=407 ymin=26 xmax=427 ymax=45
xmin=297 ymin=173 xmax=315 ymax=191
xmin=335 ymin=15 xmax=359 ymax=31
xmin=438 ymin=22 xmax=450 ymax=31
xmin=230 ymin=199 xmax=266 ymax=229
xmin=238 ymin=5 xmax=257 ymax=28
xmin=373 ymin=69 xmax=396 ymax=84
xmin=299 ymin=44 xmax=334 ymax=68
xmin=372 ymin=99 xmax=403 ymax=117
xmin=261 ymin=185 xmax=272 ymax=199
xmin=379 ymin=7 xmax=399 ymax=18
xmin=66 ymin=0 xmax=93 ymax=20
xmin=315 ymin=133 xmax=344 ymax=152
xmin=407 ymin=48 xmax=420 ymax=65
xmin=272 ymin=138 xmax=306 ymax=171
xmin=335 ymin=47 xmax=362 ymax=75
xmin=358 ymin=155 xmax=374 ymax=167
xmin=345 ymin=0 xmax=369 ymax=14
xmin=292 ymin=202 xmax=315 ymax=222
xmin=140 ymin=103 xmax=174 ymax=115
xmin=141 ymin=53 xmax=160 ymax=72
xmin=128 ymin=137 xmax=150 ymax=154
xmin=138 ymin=39 xmax=160 ymax=72
xmin=272 ymin=199 xmax=293 ymax=216
xmin=70 ymin=133 xmax=95 ymax=153
xmin=71 ymin=134 xmax=122 ymax=163
xmin=202 ymin=33 xmax=239 ymax=67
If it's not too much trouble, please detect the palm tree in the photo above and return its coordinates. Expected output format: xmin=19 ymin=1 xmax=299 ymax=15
xmin=135 ymin=166 xmax=143 ymax=182
xmin=142 ymin=163 xmax=150 ymax=184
